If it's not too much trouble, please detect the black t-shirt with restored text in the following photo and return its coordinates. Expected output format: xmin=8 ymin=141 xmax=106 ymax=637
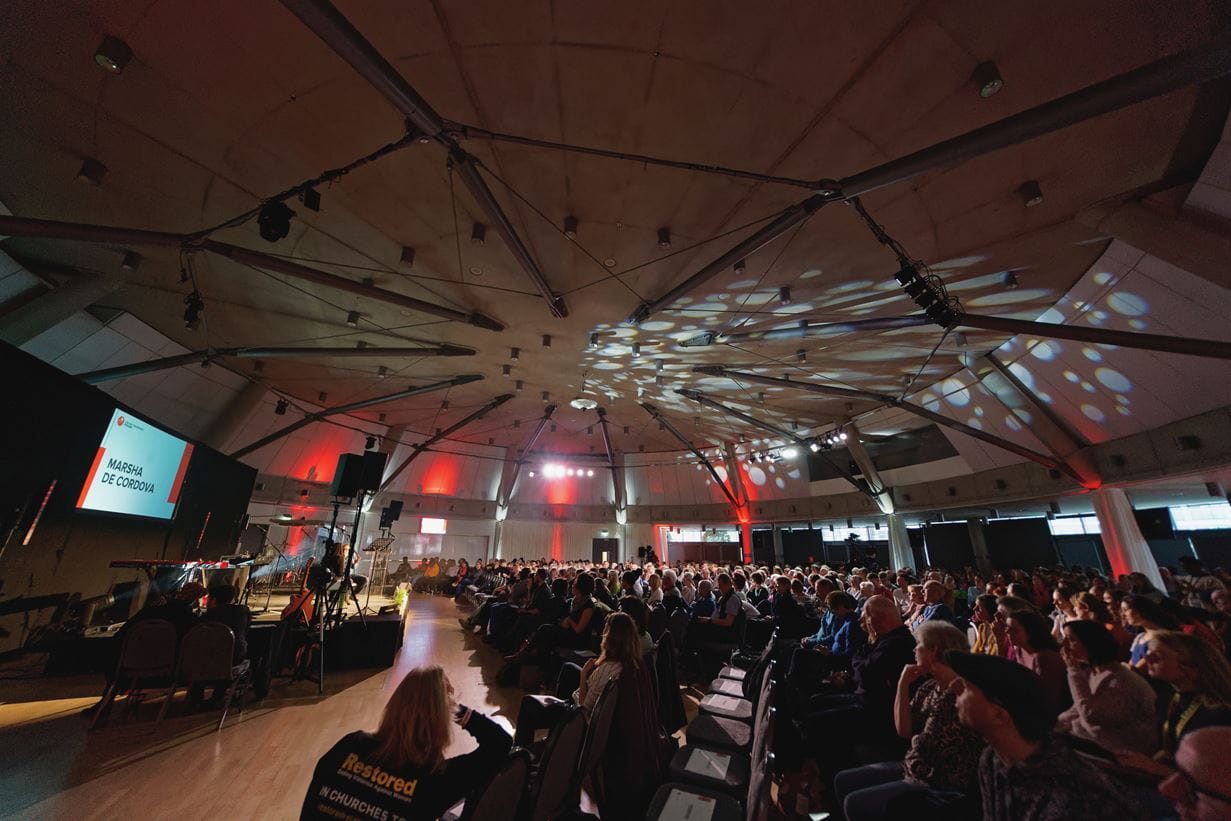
xmin=300 ymin=708 xmax=511 ymax=821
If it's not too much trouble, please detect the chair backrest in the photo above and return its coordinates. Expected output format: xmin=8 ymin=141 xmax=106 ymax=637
xmin=179 ymin=623 xmax=237 ymax=682
xmin=118 ymin=619 xmax=178 ymax=675
xmin=746 ymin=662 xmax=776 ymax=821
xmin=530 ymin=708 xmax=587 ymax=821
xmin=750 ymin=661 xmax=775 ymax=764
xmin=577 ymin=672 xmax=620 ymax=782
xmin=668 ymin=607 xmax=689 ymax=648
xmin=461 ymin=748 xmax=532 ymax=821
xmin=648 ymin=605 xmax=670 ymax=640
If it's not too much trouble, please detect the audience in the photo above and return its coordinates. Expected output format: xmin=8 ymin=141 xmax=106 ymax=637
xmin=1057 ymin=619 xmax=1158 ymax=753
xmin=1157 ymin=727 xmax=1231 ymax=821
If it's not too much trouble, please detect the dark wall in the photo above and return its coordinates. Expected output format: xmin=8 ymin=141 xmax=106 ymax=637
xmin=921 ymin=522 xmax=976 ymax=569
xmin=983 ymin=518 xmax=1058 ymax=571
xmin=0 ymin=342 xmax=256 ymax=614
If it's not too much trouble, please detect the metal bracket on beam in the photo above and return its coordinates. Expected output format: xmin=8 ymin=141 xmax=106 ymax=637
xmin=231 ymin=374 xmax=483 ymax=459
xmin=376 ymin=393 xmax=514 ymax=497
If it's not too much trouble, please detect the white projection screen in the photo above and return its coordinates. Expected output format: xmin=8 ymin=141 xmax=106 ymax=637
xmin=75 ymin=408 xmax=195 ymax=520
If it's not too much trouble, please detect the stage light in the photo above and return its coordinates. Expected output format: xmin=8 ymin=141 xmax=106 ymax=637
xmin=275 ymin=399 xmax=288 ymax=415
xmin=400 ymin=246 xmax=416 ymax=267
xmin=1002 ymin=270 xmax=1019 ymax=289
xmin=782 ymin=446 xmax=799 ymax=459
xmin=94 ymin=36 xmax=133 ymax=73
xmin=258 ymin=201 xmax=295 ymax=242
xmin=587 ymin=469 xmax=594 ymax=477
xmin=734 ymin=259 xmax=747 ymax=276
xmin=528 ymin=470 xmax=536 ymax=478
xmin=346 ymin=310 xmax=360 ymax=327
xmin=471 ymin=222 xmax=486 ymax=245
xmin=566 ymin=468 xmax=575 ymax=477
xmin=779 ymin=287 xmax=791 ymax=305
xmin=76 ymin=157 xmax=107 ymax=185
xmin=563 ymin=215 xmax=578 ymax=239
xmin=894 ymin=265 xmax=917 ymax=286
xmin=839 ymin=431 xmax=848 ymax=441
xmin=183 ymin=291 xmax=204 ymax=329
xmin=1017 ymin=181 xmax=1043 ymax=207
xmin=973 ymin=61 xmax=1004 ymax=98
xmin=631 ymin=342 xmax=641 ymax=358
xmin=904 ymin=278 xmax=927 ymax=298
xmin=365 ymin=435 xmax=377 ymax=450
xmin=809 ymin=441 xmax=820 ymax=453
xmin=657 ymin=227 xmax=671 ymax=249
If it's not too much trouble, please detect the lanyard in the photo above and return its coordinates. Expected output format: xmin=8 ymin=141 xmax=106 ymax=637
xmin=1163 ymin=692 xmax=1202 ymax=751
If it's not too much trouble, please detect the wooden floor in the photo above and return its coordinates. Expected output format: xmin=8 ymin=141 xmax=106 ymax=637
xmin=0 ymin=595 xmax=527 ymax=820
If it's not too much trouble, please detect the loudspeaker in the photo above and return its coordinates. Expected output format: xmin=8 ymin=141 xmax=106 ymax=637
xmin=359 ymin=450 xmax=387 ymax=491
xmin=330 ymin=453 xmax=366 ymax=498
xmin=380 ymin=499 xmax=404 ymax=528
xmin=326 ymin=612 xmax=404 ymax=669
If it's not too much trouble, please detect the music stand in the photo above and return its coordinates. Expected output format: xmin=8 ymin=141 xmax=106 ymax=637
xmin=362 ymin=535 xmax=396 ymax=613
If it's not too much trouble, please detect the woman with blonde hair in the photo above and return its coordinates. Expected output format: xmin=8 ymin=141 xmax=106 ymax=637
xmin=302 ymin=666 xmax=511 ymax=820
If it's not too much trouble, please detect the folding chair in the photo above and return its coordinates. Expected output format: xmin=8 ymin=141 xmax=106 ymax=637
xmin=568 ymin=672 xmax=620 ymax=811
xmin=523 ymin=707 xmax=587 ymax=821
xmin=90 ymin=618 xmax=177 ymax=731
xmin=686 ymin=661 xmax=774 ymax=752
xmin=442 ymin=748 xmax=532 ymax=821
xmin=158 ymin=622 xmax=251 ymax=731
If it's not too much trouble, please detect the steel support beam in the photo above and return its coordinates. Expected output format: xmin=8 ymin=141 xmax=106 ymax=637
xmin=959 ymin=314 xmax=1231 ymax=361
xmin=844 ymin=421 xmax=893 ymax=514
xmin=279 ymin=0 xmax=566 ymax=318
xmin=496 ymin=404 xmax=556 ymax=508
xmin=682 ymin=315 xmax=930 ymax=347
xmin=595 ymin=407 xmax=626 ymax=513
xmin=677 ymin=387 xmax=870 ymax=497
xmin=77 ymin=344 xmax=476 ymax=384
xmin=694 ymin=366 xmax=1082 ymax=481
xmin=835 ymin=34 xmax=1231 ymax=197
xmin=376 ymin=393 xmax=513 ymax=496
xmin=629 ymin=195 xmax=827 ymax=324
xmin=639 ymin=402 xmax=742 ymax=511
xmin=231 ymin=374 xmax=481 ymax=459
xmin=630 ymin=35 xmax=1231 ymax=326
xmin=0 ymin=215 xmax=505 ymax=330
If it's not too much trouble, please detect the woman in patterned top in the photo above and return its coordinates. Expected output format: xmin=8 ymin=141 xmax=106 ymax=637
xmin=832 ymin=620 xmax=984 ymax=821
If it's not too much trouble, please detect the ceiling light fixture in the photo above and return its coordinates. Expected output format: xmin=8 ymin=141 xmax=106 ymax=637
xmin=378 ymin=366 xmax=388 ymax=378
xmin=318 ymin=391 xmax=328 ymax=402
xmin=400 ymin=246 xmax=416 ymax=267
xmin=275 ymin=399 xmax=288 ymax=415
xmin=510 ymin=347 xmax=520 ymax=360
xmin=515 ymin=380 xmax=524 ymax=392
xmin=1018 ymin=180 xmax=1044 ymax=207
xmin=300 ymin=187 xmax=321 ymax=212
xmin=346 ymin=310 xmax=360 ymax=327
xmin=563 ymin=215 xmax=578 ymax=239
xmin=121 ymin=251 xmax=141 ymax=272
xmin=734 ymin=259 xmax=747 ymax=276
xmin=257 ymin=201 xmax=295 ymax=243
xmin=471 ymin=222 xmax=486 ymax=245
xmin=76 ymin=157 xmax=107 ymax=185
xmin=502 ymin=365 xmax=511 ymax=377
xmin=1003 ymin=271 xmax=1019 ymax=289
xmin=782 ymin=446 xmax=799 ymax=459
xmin=657 ymin=227 xmax=671 ymax=249
xmin=94 ymin=36 xmax=133 ymax=74
xmin=779 ymin=286 xmax=792 ymax=305
xmin=365 ymin=435 xmax=377 ymax=450
xmin=973 ymin=61 xmax=1004 ymax=98
xmin=183 ymin=291 xmax=204 ymax=329
xmin=570 ymin=396 xmax=598 ymax=410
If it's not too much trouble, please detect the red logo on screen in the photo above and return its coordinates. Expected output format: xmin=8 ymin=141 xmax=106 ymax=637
xmin=116 ymin=416 xmax=125 ymax=426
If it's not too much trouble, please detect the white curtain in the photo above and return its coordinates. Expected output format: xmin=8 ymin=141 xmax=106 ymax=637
xmin=1091 ymin=487 xmax=1164 ymax=589
xmin=887 ymin=513 xmax=914 ymax=572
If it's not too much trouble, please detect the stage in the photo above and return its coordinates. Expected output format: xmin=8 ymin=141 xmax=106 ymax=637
xmin=0 ymin=596 xmax=526 ymax=819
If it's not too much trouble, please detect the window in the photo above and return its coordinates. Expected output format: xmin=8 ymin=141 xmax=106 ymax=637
xmin=420 ymin=517 xmax=447 ymax=534
xmin=1047 ymin=515 xmax=1100 ymax=536
xmin=1170 ymin=503 xmax=1231 ymax=531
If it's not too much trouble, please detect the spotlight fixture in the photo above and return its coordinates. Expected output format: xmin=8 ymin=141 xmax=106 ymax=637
xmin=1002 ymin=271 xmax=1019 ymax=289
xmin=588 ymin=332 xmax=599 ymax=349
xmin=542 ymin=335 xmax=552 ymax=348
xmin=183 ymin=291 xmax=204 ymax=329
xmin=318 ymin=391 xmax=328 ymax=402
xmin=894 ymin=261 xmax=961 ymax=328
xmin=510 ymin=347 xmax=520 ymax=360
xmin=502 ymin=365 xmax=511 ymax=377
xmin=1017 ymin=180 xmax=1044 ymax=207
xmin=809 ymin=441 xmax=820 ymax=453
xmin=515 ymin=379 xmax=524 ymax=392
xmin=346 ymin=310 xmax=360 ymax=327
xmin=76 ymin=157 xmax=107 ymax=185
xmin=796 ymin=349 xmax=806 ymax=362
xmin=378 ymin=366 xmax=388 ymax=378
xmin=734 ymin=259 xmax=747 ymax=276
xmin=300 ymin=187 xmax=321 ymax=212
xmin=400 ymin=246 xmax=416 ymax=267
xmin=570 ymin=395 xmax=598 ymax=411
xmin=121 ymin=251 xmax=141 ymax=272
xmin=257 ymin=201 xmax=295 ymax=243
xmin=623 ymin=426 xmax=629 ymax=434
xmin=94 ymin=36 xmax=133 ymax=74
xmin=541 ymin=391 xmax=549 ymax=402
xmin=631 ymin=342 xmax=641 ymax=358
xmin=779 ymin=286 xmax=792 ymax=305
xmin=275 ymin=399 xmax=288 ymax=415
xmin=657 ymin=227 xmax=671 ymax=249
xmin=563 ymin=215 xmax=578 ymax=239
xmin=365 ymin=435 xmax=377 ymax=450
xmin=378 ymin=413 xmax=386 ymax=423
xmin=528 ymin=471 xmax=536 ymax=478
xmin=973 ymin=61 xmax=1004 ymax=98
xmin=470 ymin=222 xmax=486 ymax=245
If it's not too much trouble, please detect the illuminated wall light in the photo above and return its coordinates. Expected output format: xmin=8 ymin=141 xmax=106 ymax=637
xmin=567 ymin=468 xmax=575 ymax=476
xmin=528 ymin=470 xmax=536 ymax=477
xmin=586 ymin=469 xmax=594 ymax=477
xmin=470 ymin=222 xmax=486 ymax=245
xmin=973 ymin=61 xmax=1004 ymax=98
xmin=657 ymin=227 xmax=672 ymax=249
xmin=510 ymin=347 xmax=520 ymax=360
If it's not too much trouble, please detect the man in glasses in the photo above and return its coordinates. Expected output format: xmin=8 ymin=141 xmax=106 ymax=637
xmin=946 ymin=651 xmax=1145 ymax=820
xmin=1158 ymin=726 xmax=1231 ymax=821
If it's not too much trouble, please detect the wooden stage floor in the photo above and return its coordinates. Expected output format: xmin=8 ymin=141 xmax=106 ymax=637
xmin=0 ymin=595 xmax=528 ymax=820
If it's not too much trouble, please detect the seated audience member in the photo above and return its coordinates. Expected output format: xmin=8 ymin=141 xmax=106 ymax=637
xmin=1136 ymin=631 xmax=1231 ymax=764
xmin=901 ymin=583 xmax=925 ymax=624
xmin=992 ymin=594 xmax=1036 ymax=657
xmin=620 ymin=569 xmax=641 ymax=599
xmin=1004 ymin=609 xmax=1070 ymax=712
xmin=795 ymin=596 xmax=916 ymax=775
xmin=302 ymin=666 xmax=511 ymax=821
xmin=770 ymin=574 xmax=807 ymax=639
xmin=1210 ymin=588 xmax=1231 ymax=654
xmin=1157 ymin=727 xmax=1231 ymax=821
xmin=679 ymin=571 xmax=697 ymax=605
xmin=788 ymin=592 xmax=864 ymax=701
xmin=201 ymin=584 xmax=251 ymax=662
xmin=645 ymin=572 xmax=663 ymax=605
xmin=946 ymin=652 xmax=1148 ymax=820
xmin=505 ymin=573 xmax=595 ymax=665
xmin=1073 ymin=591 xmax=1132 ymax=659
xmin=690 ymin=579 xmax=717 ymax=618
xmin=1050 ymin=585 xmax=1078 ymax=642
xmin=913 ymin=579 xmax=956 ymax=628
xmin=618 ymin=595 xmax=655 ymax=655
xmin=660 ymin=569 xmax=686 ymax=614
xmin=1176 ymin=556 xmax=1226 ymax=609
xmin=1165 ymin=599 xmax=1224 ymax=650
xmin=1121 ymin=594 xmax=1181 ymax=668
xmin=971 ymin=593 xmax=1000 ymax=656
xmin=747 ymin=571 xmax=769 ymax=607
xmin=691 ymin=573 xmax=740 ymax=637
xmin=1057 ymin=619 xmax=1158 ymax=754
xmin=833 ymin=621 xmax=983 ymax=821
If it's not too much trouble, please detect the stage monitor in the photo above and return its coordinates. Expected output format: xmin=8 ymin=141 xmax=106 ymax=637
xmin=75 ymin=408 xmax=195 ymax=520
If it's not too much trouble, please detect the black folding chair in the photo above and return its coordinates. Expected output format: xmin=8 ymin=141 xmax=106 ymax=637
xmin=90 ymin=618 xmax=177 ymax=731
